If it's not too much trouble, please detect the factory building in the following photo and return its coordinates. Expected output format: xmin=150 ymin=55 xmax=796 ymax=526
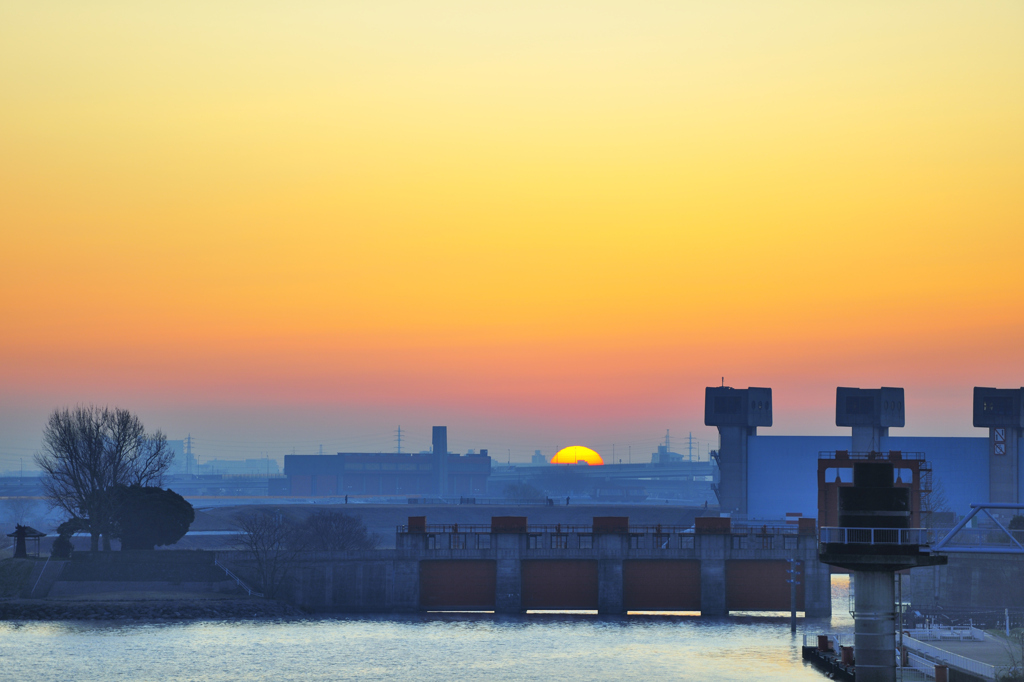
xmin=283 ymin=426 xmax=491 ymax=497
xmin=706 ymin=385 xmax=1021 ymax=522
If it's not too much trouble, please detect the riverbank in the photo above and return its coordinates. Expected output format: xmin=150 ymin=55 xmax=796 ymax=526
xmin=0 ymin=597 xmax=305 ymax=621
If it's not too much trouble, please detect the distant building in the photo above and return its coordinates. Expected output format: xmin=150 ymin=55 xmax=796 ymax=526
xmin=651 ymin=445 xmax=685 ymax=464
xmin=283 ymin=427 xmax=491 ymax=497
xmin=198 ymin=458 xmax=280 ymax=476
xmin=531 ymin=450 xmax=548 ymax=464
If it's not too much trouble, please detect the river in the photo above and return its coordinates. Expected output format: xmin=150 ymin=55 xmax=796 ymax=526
xmin=0 ymin=580 xmax=853 ymax=681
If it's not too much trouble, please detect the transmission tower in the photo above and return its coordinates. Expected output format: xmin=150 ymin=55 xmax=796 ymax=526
xmin=395 ymin=426 xmax=403 ymax=454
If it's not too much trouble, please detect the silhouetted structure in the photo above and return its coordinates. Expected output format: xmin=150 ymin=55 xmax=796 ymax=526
xmin=284 ymin=427 xmax=490 ymax=497
xmin=819 ymin=459 xmax=946 ymax=682
xmin=704 ymin=386 xmax=772 ymax=514
xmin=7 ymin=524 xmax=45 ymax=558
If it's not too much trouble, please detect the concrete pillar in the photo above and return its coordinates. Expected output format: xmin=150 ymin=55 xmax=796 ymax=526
xmin=494 ymin=532 xmax=522 ymax=613
xmin=393 ymin=560 xmax=419 ymax=611
xmin=433 ymin=426 xmax=449 ymax=497
xmin=717 ymin=426 xmax=751 ymax=515
xmin=989 ymin=426 xmax=1020 ymax=504
xmin=803 ymin=557 xmax=833 ymax=618
xmin=852 ymin=570 xmax=897 ymax=682
xmin=699 ymin=533 xmax=727 ymax=617
xmin=852 ymin=425 xmax=887 ymax=454
xmin=704 ymin=386 xmax=772 ymax=516
xmin=598 ymin=559 xmax=624 ymax=614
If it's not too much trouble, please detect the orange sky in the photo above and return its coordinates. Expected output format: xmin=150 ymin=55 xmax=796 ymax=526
xmin=1 ymin=2 xmax=1022 ymax=464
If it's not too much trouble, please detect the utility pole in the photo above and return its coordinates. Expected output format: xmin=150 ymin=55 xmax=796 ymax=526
xmin=787 ymin=559 xmax=802 ymax=633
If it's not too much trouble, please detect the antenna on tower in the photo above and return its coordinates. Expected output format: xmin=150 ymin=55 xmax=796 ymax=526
xmin=395 ymin=426 xmax=403 ymax=454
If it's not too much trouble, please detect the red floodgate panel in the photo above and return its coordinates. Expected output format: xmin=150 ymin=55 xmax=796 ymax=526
xmin=419 ymin=560 xmax=496 ymax=610
xmin=725 ymin=560 xmax=804 ymax=612
xmin=521 ymin=560 xmax=599 ymax=610
xmin=623 ymin=560 xmax=701 ymax=611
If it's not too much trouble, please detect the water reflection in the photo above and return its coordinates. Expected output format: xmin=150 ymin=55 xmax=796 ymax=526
xmin=0 ymin=576 xmax=854 ymax=682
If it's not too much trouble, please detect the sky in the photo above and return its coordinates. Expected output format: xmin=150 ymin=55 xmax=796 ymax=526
xmin=1 ymin=2 xmax=1022 ymax=468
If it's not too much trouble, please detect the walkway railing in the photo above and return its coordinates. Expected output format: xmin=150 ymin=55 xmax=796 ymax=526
xmin=820 ymin=527 xmax=928 ymax=545
xmin=214 ymin=557 xmax=264 ymax=598
xmin=398 ymin=523 xmax=802 ymax=535
xmin=904 ymin=626 xmax=985 ymax=642
xmin=819 ymin=450 xmax=926 ymax=461
xmin=902 ymin=635 xmax=1004 ymax=680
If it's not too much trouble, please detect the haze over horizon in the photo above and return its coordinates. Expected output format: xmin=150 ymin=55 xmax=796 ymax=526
xmin=2 ymin=2 xmax=1022 ymax=468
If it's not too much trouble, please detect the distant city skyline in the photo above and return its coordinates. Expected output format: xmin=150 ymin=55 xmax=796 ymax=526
xmin=0 ymin=381 xmax=1005 ymax=472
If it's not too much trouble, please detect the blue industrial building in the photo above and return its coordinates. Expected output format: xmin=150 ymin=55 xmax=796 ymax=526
xmin=708 ymin=385 xmax=1021 ymax=522
xmin=746 ymin=435 xmax=987 ymax=521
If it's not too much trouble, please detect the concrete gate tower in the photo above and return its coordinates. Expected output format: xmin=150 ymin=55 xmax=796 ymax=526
xmin=704 ymin=386 xmax=772 ymax=516
xmin=822 ymin=387 xmax=946 ymax=682
xmin=973 ymin=387 xmax=1024 ymax=507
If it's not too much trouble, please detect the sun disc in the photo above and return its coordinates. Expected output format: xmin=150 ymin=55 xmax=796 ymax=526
xmin=550 ymin=445 xmax=604 ymax=466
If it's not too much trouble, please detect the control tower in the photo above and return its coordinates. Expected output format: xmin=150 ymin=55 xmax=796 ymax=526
xmin=821 ymin=388 xmax=946 ymax=682
xmin=704 ymin=386 xmax=772 ymax=515
xmin=973 ymin=387 xmax=1024 ymax=506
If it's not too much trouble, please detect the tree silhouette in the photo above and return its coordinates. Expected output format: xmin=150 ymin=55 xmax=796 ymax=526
xmin=110 ymin=486 xmax=194 ymax=551
xmin=36 ymin=406 xmax=172 ymax=551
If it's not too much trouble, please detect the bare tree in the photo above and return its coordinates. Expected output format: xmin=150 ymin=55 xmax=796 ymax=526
xmin=233 ymin=509 xmax=299 ymax=598
xmin=35 ymin=406 xmax=172 ymax=551
xmin=921 ymin=475 xmax=949 ymax=527
xmin=1 ymin=497 xmax=40 ymax=529
xmin=292 ymin=510 xmax=379 ymax=552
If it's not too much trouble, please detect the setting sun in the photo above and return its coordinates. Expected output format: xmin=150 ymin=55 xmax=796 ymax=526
xmin=550 ymin=446 xmax=604 ymax=466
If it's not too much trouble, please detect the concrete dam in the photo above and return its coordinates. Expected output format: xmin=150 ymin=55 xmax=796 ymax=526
xmin=242 ymin=515 xmax=833 ymax=615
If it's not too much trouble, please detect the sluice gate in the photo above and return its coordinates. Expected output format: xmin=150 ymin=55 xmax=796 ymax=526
xmin=276 ymin=515 xmax=831 ymax=615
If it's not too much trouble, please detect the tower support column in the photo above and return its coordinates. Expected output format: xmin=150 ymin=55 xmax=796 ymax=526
xmin=852 ymin=570 xmax=897 ymax=682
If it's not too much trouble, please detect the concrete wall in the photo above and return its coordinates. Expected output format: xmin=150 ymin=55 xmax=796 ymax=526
xmin=47 ymin=580 xmax=240 ymax=598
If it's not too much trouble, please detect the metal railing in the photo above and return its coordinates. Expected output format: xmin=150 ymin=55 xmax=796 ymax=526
xmin=818 ymin=450 xmax=926 ymax=460
xmin=819 ymin=527 xmax=928 ymax=545
xmin=214 ymin=557 xmax=264 ymax=598
xmin=907 ymin=652 xmax=938 ymax=677
xmin=399 ymin=523 xmax=801 ymax=535
xmin=902 ymin=635 xmax=1004 ymax=680
xmin=802 ymin=633 xmax=853 ymax=649
xmin=903 ymin=626 xmax=985 ymax=642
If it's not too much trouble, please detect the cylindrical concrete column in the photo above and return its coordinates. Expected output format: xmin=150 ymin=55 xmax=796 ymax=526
xmin=853 ymin=570 xmax=896 ymax=682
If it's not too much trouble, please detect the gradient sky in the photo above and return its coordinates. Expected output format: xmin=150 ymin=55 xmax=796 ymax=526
xmin=2 ymin=2 xmax=1022 ymax=468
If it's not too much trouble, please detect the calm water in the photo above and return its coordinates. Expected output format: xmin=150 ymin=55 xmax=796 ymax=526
xmin=0 ymin=607 xmax=854 ymax=681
